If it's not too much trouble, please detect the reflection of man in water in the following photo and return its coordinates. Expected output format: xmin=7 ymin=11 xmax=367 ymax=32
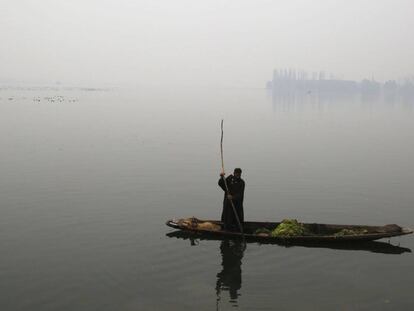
xmin=216 ymin=240 xmax=244 ymax=304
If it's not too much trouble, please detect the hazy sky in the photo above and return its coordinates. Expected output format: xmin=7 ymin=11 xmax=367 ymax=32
xmin=1 ymin=0 xmax=413 ymax=87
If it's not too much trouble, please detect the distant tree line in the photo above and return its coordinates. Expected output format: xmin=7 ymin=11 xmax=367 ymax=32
xmin=266 ymin=68 xmax=414 ymax=99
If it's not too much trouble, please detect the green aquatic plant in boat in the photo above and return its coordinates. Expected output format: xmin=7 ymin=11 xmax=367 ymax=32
xmin=271 ymin=219 xmax=306 ymax=237
xmin=334 ymin=228 xmax=369 ymax=237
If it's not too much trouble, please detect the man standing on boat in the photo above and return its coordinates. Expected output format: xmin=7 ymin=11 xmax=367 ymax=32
xmin=218 ymin=168 xmax=245 ymax=231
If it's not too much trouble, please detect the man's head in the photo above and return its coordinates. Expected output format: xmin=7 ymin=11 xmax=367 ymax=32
xmin=233 ymin=168 xmax=242 ymax=178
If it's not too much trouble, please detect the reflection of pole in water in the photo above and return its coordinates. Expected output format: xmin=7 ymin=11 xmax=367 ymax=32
xmin=216 ymin=240 xmax=244 ymax=308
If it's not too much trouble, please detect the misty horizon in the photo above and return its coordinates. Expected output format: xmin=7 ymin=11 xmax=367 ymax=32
xmin=1 ymin=0 xmax=413 ymax=87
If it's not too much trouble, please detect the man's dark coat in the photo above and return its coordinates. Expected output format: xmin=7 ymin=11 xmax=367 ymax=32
xmin=218 ymin=175 xmax=245 ymax=230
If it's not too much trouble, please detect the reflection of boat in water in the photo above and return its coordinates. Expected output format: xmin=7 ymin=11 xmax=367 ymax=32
xmin=166 ymin=231 xmax=411 ymax=255
xmin=166 ymin=218 xmax=413 ymax=243
xmin=167 ymin=229 xmax=411 ymax=310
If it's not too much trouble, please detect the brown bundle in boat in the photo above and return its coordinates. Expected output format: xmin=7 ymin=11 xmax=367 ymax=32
xmin=177 ymin=217 xmax=221 ymax=231
xmin=197 ymin=221 xmax=221 ymax=231
xmin=177 ymin=217 xmax=199 ymax=229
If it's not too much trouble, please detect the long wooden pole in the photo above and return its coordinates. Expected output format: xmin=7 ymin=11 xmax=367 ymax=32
xmin=220 ymin=119 xmax=245 ymax=242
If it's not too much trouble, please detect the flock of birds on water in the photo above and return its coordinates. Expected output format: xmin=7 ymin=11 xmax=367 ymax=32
xmin=0 ymin=86 xmax=109 ymax=103
xmin=0 ymin=95 xmax=79 ymax=103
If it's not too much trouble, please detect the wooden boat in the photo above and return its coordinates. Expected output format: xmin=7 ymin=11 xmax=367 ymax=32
xmin=166 ymin=218 xmax=413 ymax=242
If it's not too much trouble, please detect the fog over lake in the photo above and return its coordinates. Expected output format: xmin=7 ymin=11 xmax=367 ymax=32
xmin=1 ymin=1 xmax=414 ymax=87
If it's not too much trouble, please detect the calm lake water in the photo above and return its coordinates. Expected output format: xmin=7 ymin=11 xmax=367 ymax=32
xmin=0 ymin=87 xmax=413 ymax=310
